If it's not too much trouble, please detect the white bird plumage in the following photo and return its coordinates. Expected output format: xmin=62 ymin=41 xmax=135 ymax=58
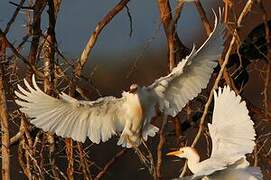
xmin=15 ymin=12 xmax=225 ymax=148
xmin=167 ymin=86 xmax=263 ymax=180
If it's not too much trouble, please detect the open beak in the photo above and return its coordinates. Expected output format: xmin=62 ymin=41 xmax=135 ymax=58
xmin=166 ymin=150 xmax=182 ymax=157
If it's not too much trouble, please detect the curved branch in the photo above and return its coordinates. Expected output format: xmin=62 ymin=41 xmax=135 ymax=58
xmin=75 ymin=0 xmax=130 ymax=77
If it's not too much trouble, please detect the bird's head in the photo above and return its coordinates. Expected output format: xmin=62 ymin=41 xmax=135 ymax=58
xmin=166 ymin=147 xmax=197 ymax=159
xmin=129 ymin=84 xmax=139 ymax=94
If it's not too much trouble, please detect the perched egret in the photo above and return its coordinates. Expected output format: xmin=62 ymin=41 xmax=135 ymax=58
xmin=167 ymin=86 xmax=263 ymax=180
xmin=15 ymin=12 xmax=225 ymax=148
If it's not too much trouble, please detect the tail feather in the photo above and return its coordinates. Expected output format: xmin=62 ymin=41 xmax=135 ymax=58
xmin=142 ymin=124 xmax=159 ymax=141
xmin=117 ymin=124 xmax=159 ymax=148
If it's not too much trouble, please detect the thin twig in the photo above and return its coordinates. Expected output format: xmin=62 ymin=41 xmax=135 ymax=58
xmin=95 ymin=149 xmax=127 ymax=180
xmin=125 ymin=5 xmax=133 ymax=37
xmin=77 ymin=143 xmax=92 ymax=180
xmin=0 ymin=29 xmax=44 ymax=78
xmin=156 ymin=114 xmax=168 ymax=179
xmin=9 ymin=1 xmax=33 ymax=10
xmin=5 ymin=0 xmax=26 ymax=33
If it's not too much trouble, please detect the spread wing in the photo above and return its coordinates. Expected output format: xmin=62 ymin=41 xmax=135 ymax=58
xmin=147 ymin=11 xmax=225 ymax=117
xmin=208 ymin=86 xmax=256 ymax=163
xmin=192 ymin=86 xmax=256 ymax=177
xmin=178 ymin=167 xmax=263 ymax=180
xmin=15 ymin=76 xmax=126 ymax=143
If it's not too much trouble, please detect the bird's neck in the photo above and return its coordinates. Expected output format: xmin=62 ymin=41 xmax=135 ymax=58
xmin=186 ymin=148 xmax=200 ymax=174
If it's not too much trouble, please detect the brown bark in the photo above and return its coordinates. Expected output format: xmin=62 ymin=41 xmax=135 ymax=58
xmin=26 ymin=0 xmax=47 ymax=81
xmin=43 ymin=0 xmax=62 ymax=178
xmin=77 ymin=143 xmax=92 ymax=180
xmin=65 ymin=138 xmax=74 ymax=180
xmin=156 ymin=0 xmax=189 ymax=70
xmin=194 ymin=0 xmax=212 ymax=35
xmin=0 ymin=35 xmax=10 ymax=180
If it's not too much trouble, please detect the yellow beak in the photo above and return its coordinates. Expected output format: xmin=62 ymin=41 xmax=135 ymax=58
xmin=166 ymin=150 xmax=182 ymax=157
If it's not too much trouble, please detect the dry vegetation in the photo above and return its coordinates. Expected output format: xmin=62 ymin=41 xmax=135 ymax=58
xmin=0 ymin=0 xmax=270 ymax=179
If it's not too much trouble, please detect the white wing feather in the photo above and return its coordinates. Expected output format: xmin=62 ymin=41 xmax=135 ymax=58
xmin=209 ymin=86 xmax=256 ymax=163
xmin=178 ymin=167 xmax=263 ymax=180
xmin=15 ymin=76 xmax=126 ymax=144
xmin=191 ymin=86 xmax=256 ymax=177
xmin=148 ymin=12 xmax=225 ymax=117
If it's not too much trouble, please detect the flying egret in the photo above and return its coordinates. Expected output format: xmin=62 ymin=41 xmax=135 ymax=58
xmin=167 ymin=86 xmax=263 ymax=180
xmin=15 ymin=12 xmax=225 ymax=148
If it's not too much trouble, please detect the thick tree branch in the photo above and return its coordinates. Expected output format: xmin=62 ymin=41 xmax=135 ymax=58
xmin=194 ymin=0 xmax=212 ymax=35
xmin=43 ymin=0 xmax=62 ymax=178
xmin=26 ymin=0 xmax=47 ymax=81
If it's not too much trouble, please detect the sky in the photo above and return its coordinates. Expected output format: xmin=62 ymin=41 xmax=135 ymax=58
xmin=0 ymin=0 xmax=219 ymax=58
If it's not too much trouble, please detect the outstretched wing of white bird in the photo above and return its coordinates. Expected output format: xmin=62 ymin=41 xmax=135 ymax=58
xmin=178 ymin=167 xmax=263 ymax=180
xmin=192 ymin=86 xmax=256 ymax=177
xmin=147 ymin=11 xmax=225 ymax=117
xmin=15 ymin=76 xmax=127 ymax=144
xmin=208 ymin=86 xmax=256 ymax=164
xmin=178 ymin=159 xmax=263 ymax=180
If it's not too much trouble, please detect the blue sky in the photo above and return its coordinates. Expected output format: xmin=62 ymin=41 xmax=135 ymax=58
xmin=0 ymin=0 xmax=220 ymax=58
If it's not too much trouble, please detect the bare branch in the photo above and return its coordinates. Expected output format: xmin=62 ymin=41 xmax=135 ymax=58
xmin=26 ymin=0 xmax=47 ymax=81
xmin=193 ymin=0 xmax=212 ymax=35
xmin=74 ymin=0 xmax=130 ymax=78
xmin=77 ymin=143 xmax=92 ymax=180
xmin=9 ymin=1 xmax=33 ymax=10
xmin=5 ymin=0 xmax=27 ymax=33
xmin=125 ymin=5 xmax=133 ymax=37
xmin=95 ymin=149 xmax=127 ymax=179
xmin=0 ymin=29 xmax=44 ymax=78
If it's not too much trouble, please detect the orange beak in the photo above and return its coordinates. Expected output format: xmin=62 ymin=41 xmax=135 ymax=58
xmin=166 ymin=150 xmax=182 ymax=157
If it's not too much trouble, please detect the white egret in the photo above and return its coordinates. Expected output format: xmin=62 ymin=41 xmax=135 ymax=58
xmin=167 ymin=86 xmax=263 ymax=180
xmin=15 ymin=12 xmax=225 ymax=148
